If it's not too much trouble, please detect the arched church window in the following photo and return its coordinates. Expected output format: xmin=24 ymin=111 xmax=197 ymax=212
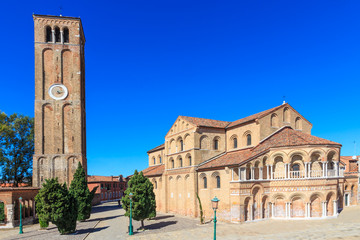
xmin=216 ymin=176 xmax=221 ymax=188
xmin=188 ymin=156 xmax=192 ymax=166
xmin=180 ymin=140 xmax=184 ymax=151
xmin=295 ymin=117 xmax=302 ymax=130
xmin=233 ymin=138 xmax=238 ymax=149
xmin=247 ymin=134 xmax=252 ymax=146
xmin=203 ymin=177 xmax=207 ymax=189
xmin=159 ymin=156 xmax=162 ymax=164
xmin=179 ymin=158 xmax=183 ymax=167
xmin=171 ymin=160 xmax=174 ymax=169
xmin=153 ymin=157 xmax=155 ymax=165
xmin=63 ymin=27 xmax=69 ymax=43
xmin=45 ymin=26 xmax=52 ymax=42
xmin=54 ymin=26 xmax=61 ymax=43
xmin=214 ymin=139 xmax=219 ymax=150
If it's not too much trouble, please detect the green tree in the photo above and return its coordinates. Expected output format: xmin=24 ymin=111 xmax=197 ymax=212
xmin=69 ymin=162 xmax=97 ymax=221
xmin=35 ymin=178 xmax=78 ymax=234
xmin=122 ymin=170 xmax=156 ymax=229
xmin=0 ymin=111 xmax=34 ymax=186
xmin=0 ymin=202 xmax=5 ymax=222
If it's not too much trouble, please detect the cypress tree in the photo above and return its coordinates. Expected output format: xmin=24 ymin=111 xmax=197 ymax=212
xmin=69 ymin=162 xmax=97 ymax=221
xmin=35 ymin=178 xmax=78 ymax=234
xmin=122 ymin=170 xmax=156 ymax=229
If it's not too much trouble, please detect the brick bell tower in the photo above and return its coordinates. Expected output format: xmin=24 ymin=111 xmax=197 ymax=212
xmin=32 ymin=14 xmax=87 ymax=187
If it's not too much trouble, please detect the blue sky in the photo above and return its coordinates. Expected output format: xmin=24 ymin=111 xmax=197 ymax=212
xmin=1 ymin=1 xmax=359 ymax=177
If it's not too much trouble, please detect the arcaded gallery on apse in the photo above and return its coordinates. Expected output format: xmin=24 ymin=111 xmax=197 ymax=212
xmin=142 ymin=103 xmax=359 ymax=222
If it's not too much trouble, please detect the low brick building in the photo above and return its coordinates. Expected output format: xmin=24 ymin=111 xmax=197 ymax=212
xmin=0 ymin=187 xmax=39 ymax=228
xmin=88 ymin=175 xmax=127 ymax=204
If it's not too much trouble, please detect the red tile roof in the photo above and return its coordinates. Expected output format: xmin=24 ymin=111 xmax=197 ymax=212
xmin=147 ymin=143 xmax=165 ymax=154
xmin=87 ymin=176 xmax=119 ymax=182
xmin=226 ymin=104 xmax=284 ymax=128
xmin=142 ymin=164 xmax=165 ymax=177
xmin=180 ymin=116 xmax=231 ymax=129
xmin=340 ymin=156 xmax=359 ymax=173
xmin=198 ymin=127 xmax=341 ymax=170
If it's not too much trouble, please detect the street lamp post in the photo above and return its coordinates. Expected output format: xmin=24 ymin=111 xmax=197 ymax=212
xmin=211 ymin=196 xmax=219 ymax=240
xmin=129 ymin=192 xmax=134 ymax=236
xmin=19 ymin=197 xmax=23 ymax=234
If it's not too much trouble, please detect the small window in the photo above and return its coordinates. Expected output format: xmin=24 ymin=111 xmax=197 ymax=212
xmin=247 ymin=134 xmax=252 ymax=146
xmin=203 ymin=177 xmax=207 ymax=189
xmin=155 ymin=181 xmax=157 ymax=189
xmin=54 ymin=26 xmax=61 ymax=43
xmin=45 ymin=26 xmax=52 ymax=42
xmin=153 ymin=157 xmax=156 ymax=165
xmin=295 ymin=117 xmax=302 ymax=130
xmin=233 ymin=138 xmax=238 ymax=149
xmin=188 ymin=156 xmax=192 ymax=166
xmin=216 ymin=176 xmax=220 ymax=188
xmin=159 ymin=156 xmax=162 ymax=164
xmin=292 ymin=164 xmax=300 ymax=171
xmin=179 ymin=158 xmax=183 ymax=167
xmin=63 ymin=27 xmax=69 ymax=43
xmin=214 ymin=139 xmax=219 ymax=150
xmin=180 ymin=140 xmax=184 ymax=151
xmin=171 ymin=160 xmax=174 ymax=168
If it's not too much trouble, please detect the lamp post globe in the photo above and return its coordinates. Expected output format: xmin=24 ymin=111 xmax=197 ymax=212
xmin=211 ymin=196 xmax=220 ymax=240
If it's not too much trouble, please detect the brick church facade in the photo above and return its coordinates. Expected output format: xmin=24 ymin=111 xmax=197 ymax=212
xmin=142 ymin=103 xmax=359 ymax=222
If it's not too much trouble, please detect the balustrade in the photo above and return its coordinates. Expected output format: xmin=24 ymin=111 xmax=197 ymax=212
xmin=232 ymin=161 xmax=342 ymax=182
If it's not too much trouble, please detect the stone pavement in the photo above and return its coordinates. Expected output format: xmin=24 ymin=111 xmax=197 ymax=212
xmin=2 ymin=202 xmax=360 ymax=239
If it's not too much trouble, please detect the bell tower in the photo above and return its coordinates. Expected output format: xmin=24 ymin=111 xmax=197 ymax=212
xmin=32 ymin=14 xmax=87 ymax=187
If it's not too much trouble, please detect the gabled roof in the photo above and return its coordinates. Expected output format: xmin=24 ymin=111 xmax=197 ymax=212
xmin=180 ymin=116 xmax=231 ymax=129
xmin=226 ymin=104 xmax=284 ymax=128
xmin=142 ymin=164 xmax=165 ymax=177
xmin=147 ymin=143 xmax=165 ymax=154
xmin=198 ymin=126 xmax=341 ymax=170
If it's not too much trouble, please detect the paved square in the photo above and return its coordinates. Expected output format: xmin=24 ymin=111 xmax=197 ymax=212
xmin=2 ymin=202 xmax=360 ymax=239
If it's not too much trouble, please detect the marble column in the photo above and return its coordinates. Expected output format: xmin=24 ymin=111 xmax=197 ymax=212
xmin=232 ymin=168 xmax=234 ymax=181
xmin=270 ymin=165 xmax=273 ymax=180
xmin=5 ymin=204 xmax=14 ymax=228
xmin=52 ymin=30 xmax=55 ymax=43
xmin=251 ymin=167 xmax=255 ymax=180
xmin=267 ymin=165 xmax=270 ymax=180
xmin=259 ymin=167 xmax=263 ymax=180
xmin=333 ymin=200 xmax=337 ymax=216
xmin=238 ymin=168 xmax=241 ymax=181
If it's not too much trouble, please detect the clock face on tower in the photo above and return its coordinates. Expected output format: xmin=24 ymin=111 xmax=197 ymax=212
xmin=48 ymin=84 xmax=68 ymax=100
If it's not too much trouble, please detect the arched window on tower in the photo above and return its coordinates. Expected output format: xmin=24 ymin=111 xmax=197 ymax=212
xmin=45 ymin=26 xmax=52 ymax=42
xmin=54 ymin=26 xmax=61 ymax=43
xmin=247 ymin=134 xmax=252 ymax=146
xmin=63 ymin=27 xmax=69 ymax=43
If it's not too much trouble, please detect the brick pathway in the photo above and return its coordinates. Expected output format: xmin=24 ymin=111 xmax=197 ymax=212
xmin=2 ymin=202 xmax=360 ymax=239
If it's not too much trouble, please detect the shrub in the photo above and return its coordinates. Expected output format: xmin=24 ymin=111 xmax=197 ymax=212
xmin=0 ymin=202 xmax=5 ymax=222
xmin=35 ymin=178 xmax=78 ymax=234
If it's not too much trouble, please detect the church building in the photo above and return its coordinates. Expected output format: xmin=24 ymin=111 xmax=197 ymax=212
xmin=142 ymin=103 xmax=359 ymax=222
